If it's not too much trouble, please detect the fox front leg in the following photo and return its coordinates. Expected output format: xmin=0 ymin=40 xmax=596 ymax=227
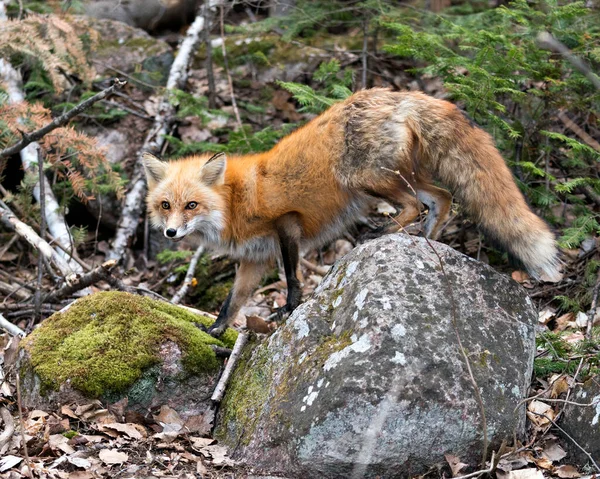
xmin=275 ymin=216 xmax=303 ymax=321
xmin=207 ymin=261 xmax=267 ymax=337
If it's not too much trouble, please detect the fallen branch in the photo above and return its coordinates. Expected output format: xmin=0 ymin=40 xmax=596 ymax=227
xmin=108 ymin=1 xmax=220 ymax=262
xmin=211 ymin=332 xmax=249 ymax=403
xmin=0 ymin=205 xmax=74 ymax=279
xmin=43 ymin=260 xmax=119 ymax=303
xmin=171 ymin=246 xmax=204 ymax=304
xmin=0 ymin=79 xmax=127 ymax=159
xmin=0 ymin=313 xmax=26 ymax=337
xmin=0 ymin=58 xmax=82 ymax=274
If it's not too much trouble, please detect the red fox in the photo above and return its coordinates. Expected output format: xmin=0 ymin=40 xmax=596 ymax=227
xmin=143 ymin=88 xmax=560 ymax=336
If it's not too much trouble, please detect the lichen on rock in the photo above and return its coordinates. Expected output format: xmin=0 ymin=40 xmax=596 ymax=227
xmin=20 ymin=291 xmax=236 ymax=400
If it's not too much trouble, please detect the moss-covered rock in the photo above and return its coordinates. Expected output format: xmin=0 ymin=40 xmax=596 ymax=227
xmin=19 ymin=292 xmax=236 ymax=418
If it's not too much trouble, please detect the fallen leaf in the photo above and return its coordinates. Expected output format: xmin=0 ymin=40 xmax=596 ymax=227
xmin=575 ymin=311 xmax=588 ymax=328
xmin=107 ymin=398 xmax=128 ymax=420
xmin=512 ymin=270 xmax=530 ymax=283
xmin=29 ymin=410 xmax=49 ymax=420
xmin=154 ymin=405 xmax=183 ymax=427
xmin=190 ymin=437 xmax=216 ymax=449
xmin=184 ymin=410 xmax=214 ymax=436
xmin=100 ymin=422 xmax=146 ymax=440
xmin=199 ymin=444 xmax=235 ymax=466
xmin=153 ymin=422 xmax=183 ymax=443
xmin=0 ymin=455 xmax=22 ymax=473
xmin=66 ymin=455 xmax=91 ymax=469
xmin=245 ymin=315 xmax=273 ymax=334
xmin=505 ymin=469 xmax=545 ymax=479
xmin=538 ymin=309 xmax=556 ymax=325
xmin=531 ymin=456 xmax=553 ymax=470
xmin=527 ymin=400 xmax=554 ymax=427
xmin=541 ymin=440 xmax=567 ymax=462
xmin=48 ymin=434 xmax=75 ymax=454
xmin=549 ymin=375 xmax=570 ymax=399
xmin=444 ymin=453 xmax=467 ymax=476
xmin=61 ymin=406 xmax=78 ymax=419
xmin=555 ymin=464 xmax=581 ymax=478
xmin=554 ymin=313 xmax=574 ymax=331
xmin=99 ymin=448 xmax=128 ymax=465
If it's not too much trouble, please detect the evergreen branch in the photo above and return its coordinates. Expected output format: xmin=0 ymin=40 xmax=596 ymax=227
xmin=0 ymin=79 xmax=127 ymax=159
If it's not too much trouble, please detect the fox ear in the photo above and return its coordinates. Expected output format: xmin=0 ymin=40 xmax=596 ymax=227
xmin=142 ymin=152 xmax=167 ymax=187
xmin=200 ymin=152 xmax=227 ymax=186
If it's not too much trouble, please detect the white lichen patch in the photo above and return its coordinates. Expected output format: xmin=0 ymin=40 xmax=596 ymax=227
xmin=332 ymin=295 xmax=343 ymax=309
xmin=511 ymin=385 xmax=521 ymax=397
xmin=324 ymin=334 xmax=372 ymax=371
xmin=346 ymin=261 xmax=359 ymax=278
xmin=355 ymin=288 xmax=369 ymax=310
xmin=592 ymin=395 xmax=600 ymax=426
xmin=302 ymin=385 xmax=320 ymax=407
xmin=391 ymin=324 xmax=407 ymax=341
xmin=317 ymin=378 xmax=324 ymax=388
xmin=294 ymin=317 xmax=310 ymax=339
xmin=414 ymin=259 xmax=424 ymax=269
xmin=391 ymin=351 xmax=406 ymax=366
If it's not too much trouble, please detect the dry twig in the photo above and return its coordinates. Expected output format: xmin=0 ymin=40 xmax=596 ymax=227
xmin=172 ymin=246 xmax=204 ymax=304
xmin=211 ymin=332 xmax=249 ymax=402
xmin=43 ymin=260 xmax=120 ymax=303
xmin=0 ymin=312 xmax=25 ymax=337
xmin=0 ymin=204 xmax=74 ymax=279
xmin=0 ymin=79 xmax=127 ymax=159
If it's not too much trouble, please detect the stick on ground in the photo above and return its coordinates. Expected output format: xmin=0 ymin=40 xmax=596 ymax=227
xmin=0 ymin=205 xmax=74 ymax=279
xmin=0 ymin=313 xmax=26 ymax=337
xmin=43 ymin=260 xmax=120 ymax=303
xmin=171 ymin=246 xmax=204 ymax=304
xmin=211 ymin=332 xmax=249 ymax=403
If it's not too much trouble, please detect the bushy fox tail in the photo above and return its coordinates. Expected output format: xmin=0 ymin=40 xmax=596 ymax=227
xmin=412 ymin=115 xmax=561 ymax=281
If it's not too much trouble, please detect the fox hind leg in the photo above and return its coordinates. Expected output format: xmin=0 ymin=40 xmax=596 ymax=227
xmin=416 ymin=184 xmax=452 ymax=240
xmin=383 ymin=190 xmax=421 ymax=233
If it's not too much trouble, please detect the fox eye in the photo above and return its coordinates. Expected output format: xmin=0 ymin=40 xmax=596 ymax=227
xmin=161 ymin=201 xmax=170 ymax=210
xmin=186 ymin=201 xmax=198 ymax=210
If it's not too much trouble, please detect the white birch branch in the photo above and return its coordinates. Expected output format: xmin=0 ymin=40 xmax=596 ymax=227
xmin=171 ymin=246 xmax=204 ymax=304
xmin=0 ymin=313 xmax=25 ymax=337
xmin=0 ymin=58 xmax=81 ymax=276
xmin=108 ymin=1 xmax=221 ymax=262
xmin=0 ymin=206 xmax=74 ymax=279
xmin=211 ymin=332 xmax=249 ymax=402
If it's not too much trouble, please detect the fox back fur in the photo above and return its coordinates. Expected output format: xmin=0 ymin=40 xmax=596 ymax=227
xmin=144 ymin=88 xmax=560 ymax=333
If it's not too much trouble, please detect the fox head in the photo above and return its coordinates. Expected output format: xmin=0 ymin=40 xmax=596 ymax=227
xmin=143 ymin=152 xmax=227 ymax=242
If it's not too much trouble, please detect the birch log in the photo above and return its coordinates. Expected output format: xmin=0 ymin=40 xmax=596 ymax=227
xmin=108 ymin=0 xmax=221 ymax=262
xmin=0 ymin=59 xmax=80 ymax=277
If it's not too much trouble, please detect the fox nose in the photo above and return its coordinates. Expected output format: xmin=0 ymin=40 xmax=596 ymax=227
xmin=165 ymin=228 xmax=177 ymax=238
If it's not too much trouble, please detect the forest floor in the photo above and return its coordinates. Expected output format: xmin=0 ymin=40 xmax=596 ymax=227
xmin=1 ymin=3 xmax=600 ymax=478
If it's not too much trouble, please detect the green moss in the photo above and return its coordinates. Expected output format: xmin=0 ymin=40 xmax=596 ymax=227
xmin=63 ymin=431 xmax=78 ymax=439
xmin=21 ymin=292 xmax=237 ymax=398
xmin=216 ymin=337 xmax=274 ymax=444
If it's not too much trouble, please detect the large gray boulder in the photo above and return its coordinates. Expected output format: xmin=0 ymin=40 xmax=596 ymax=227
xmin=216 ymin=234 xmax=537 ymax=478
